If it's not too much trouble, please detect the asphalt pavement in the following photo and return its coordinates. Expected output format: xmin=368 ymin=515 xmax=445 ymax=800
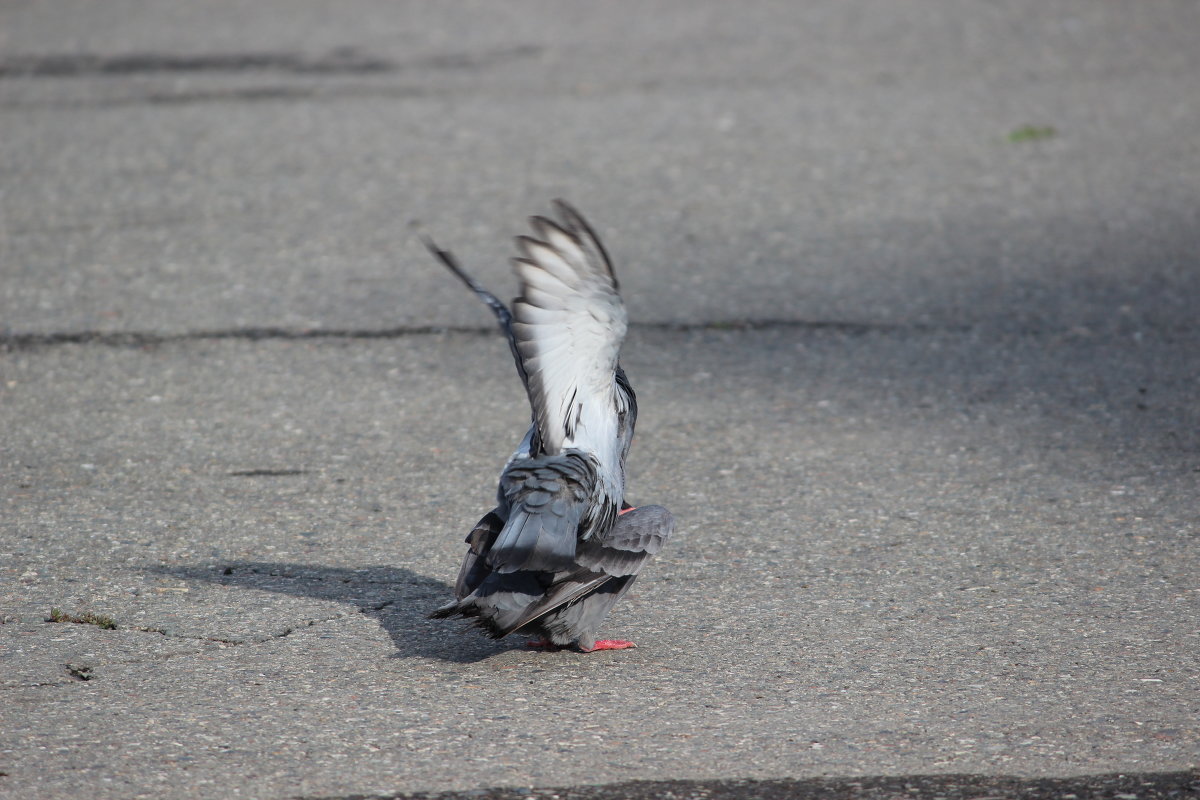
xmin=2 ymin=2 xmax=1198 ymax=799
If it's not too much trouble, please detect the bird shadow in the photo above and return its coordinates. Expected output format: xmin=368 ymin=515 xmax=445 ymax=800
xmin=154 ymin=560 xmax=515 ymax=663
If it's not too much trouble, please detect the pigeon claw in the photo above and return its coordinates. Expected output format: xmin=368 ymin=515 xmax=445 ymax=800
xmin=578 ymin=639 xmax=637 ymax=652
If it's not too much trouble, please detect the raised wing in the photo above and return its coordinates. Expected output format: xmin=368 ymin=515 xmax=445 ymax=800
xmin=511 ymin=201 xmax=627 ymax=458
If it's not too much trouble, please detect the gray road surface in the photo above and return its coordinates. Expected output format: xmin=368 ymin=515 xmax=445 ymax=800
xmin=2 ymin=2 xmax=1198 ymax=799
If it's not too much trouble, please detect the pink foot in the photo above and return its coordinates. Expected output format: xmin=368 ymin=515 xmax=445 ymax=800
xmin=578 ymin=639 xmax=637 ymax=652
xmin=526 ymin=638 xmax=562 ymax=650
xmin=618 ymin=505 xmax=637 ymax=516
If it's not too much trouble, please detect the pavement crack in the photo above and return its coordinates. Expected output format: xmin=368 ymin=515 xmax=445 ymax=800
xmin=131 ymin=626 xmax=248 ymax=645
xmin=5 ymin=680 xmax=75 ymax=691
xmin=0 ymin=50 xmax=395 ymax=78
xmin=6 ymin=318 xmax=1193 ymax=352
xmin=130 ymin=613 xmax=345 ymax=645
xmin=0 ymin=325 xmax=494 ymax=351
xmin=0 ymin=319 xmax=957 ymax=352
xmin=0 ymin=45 xmax=542 ymax=81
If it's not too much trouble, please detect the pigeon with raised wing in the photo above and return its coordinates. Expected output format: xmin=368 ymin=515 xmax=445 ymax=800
xmin=426 ymin=201 xmax=673 ymax=652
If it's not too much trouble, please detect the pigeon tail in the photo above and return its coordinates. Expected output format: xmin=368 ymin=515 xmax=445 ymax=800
xmin=488 ymin=450 xmax=596 ymax=574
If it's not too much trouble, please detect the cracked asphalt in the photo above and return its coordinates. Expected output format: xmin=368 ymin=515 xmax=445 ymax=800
xmin=2 ymin=2 xmax=1199 ymax=799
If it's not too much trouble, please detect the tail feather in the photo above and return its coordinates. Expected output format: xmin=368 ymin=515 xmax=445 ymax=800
xmin=430 ymin=570 xmax=549 ymax=638
xmin=487 ymin=507 xmax=580 ymax=574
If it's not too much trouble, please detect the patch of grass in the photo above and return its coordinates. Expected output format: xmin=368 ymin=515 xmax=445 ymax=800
xmin=65 ymin=663 xmax=94 ymax=681
xmin=1008 ymin=124 xmax=1057 ymax=143
xmin=48 ymin=608 xmax=117 ymax=630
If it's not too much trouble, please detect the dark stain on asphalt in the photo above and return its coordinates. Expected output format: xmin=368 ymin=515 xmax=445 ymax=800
xmin=0 ymin=50 xmax=394 ymax=78
xmin=0 ymin=45 xmax=543 ymax=79
xmin=300 ymin=771 xmax=1200 ymax=800
xmin=0 ymin=318 xmax=956 ymax=353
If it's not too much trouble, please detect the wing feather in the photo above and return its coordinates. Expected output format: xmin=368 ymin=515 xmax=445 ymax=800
xmin=511 ymin=205 xmax=627 ymax=459
xmin=576 ymin=505 xmax=674 ymax=577
xmin=516 ymin=237 xmax=583 ymax=287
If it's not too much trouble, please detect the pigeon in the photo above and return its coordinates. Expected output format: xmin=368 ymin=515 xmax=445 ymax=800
xmin=426 ymin=200 xmax=673 ymax=652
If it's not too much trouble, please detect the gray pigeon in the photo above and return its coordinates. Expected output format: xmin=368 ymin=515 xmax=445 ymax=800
xmin=426 ymin=201 xmax=673 ymax=652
